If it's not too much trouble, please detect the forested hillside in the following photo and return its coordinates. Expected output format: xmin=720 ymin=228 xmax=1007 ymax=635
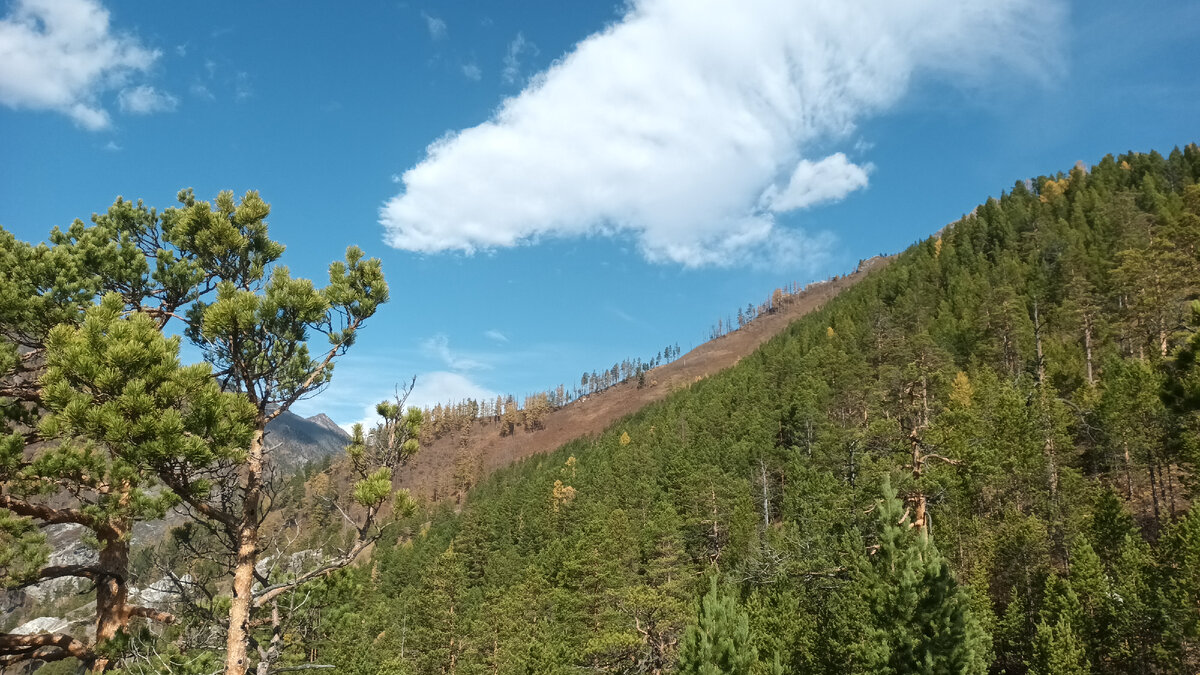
xmin=276 ymin=147 xmax=1200 ymax=674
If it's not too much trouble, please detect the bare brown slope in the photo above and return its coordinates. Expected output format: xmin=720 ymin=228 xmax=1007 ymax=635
xmin=394 ymin=256 xmax=891 ymax=502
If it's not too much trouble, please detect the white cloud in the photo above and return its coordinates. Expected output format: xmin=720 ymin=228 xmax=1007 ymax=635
xmin=462 ymin=63 xmax=482 ymax=81
xmin=483 ymin=329 xmax=508 ymax=343
xmin=342 ymin=371 xmax=497 ymax=432
xmin=381 ymin=0 xmax=1063 ymax=267
xmin=423 ymin=12 xmax=447 ymax=40
xmin=501 ymin=32 xmax=536 ymax=84
xmin=409 ymin=371 xmax=496 ymax=409
xmin=118 ymin=84 xmax=177 ymax=114
xmin=760 ymin=153 xmax=870 ymax=213
xmin=102 ymin=139 xmax=121 ymax=151
xmin=0 ymin=0 xmax=160 ymax=130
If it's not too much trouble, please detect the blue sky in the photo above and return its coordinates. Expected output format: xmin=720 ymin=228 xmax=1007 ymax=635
xmin=1 ymin=0 xmax=1197 ymax=428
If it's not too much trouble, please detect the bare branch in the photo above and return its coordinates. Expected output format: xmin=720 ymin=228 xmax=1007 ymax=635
xmin=252 ymin=539 xmax=372 ymax=609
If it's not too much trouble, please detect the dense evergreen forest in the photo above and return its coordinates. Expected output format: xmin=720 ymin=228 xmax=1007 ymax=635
xmin=4 ymin=145 xmax=1200 ymax=674
xmin=283 ymin=147 xmax=1200 ymax=674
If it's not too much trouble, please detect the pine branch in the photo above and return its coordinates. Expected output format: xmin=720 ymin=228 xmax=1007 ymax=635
xmin=0 ymin=494 xmax=96 ymax=528
xmin=265 ymin=315 xmax=368 ymax=423
xmin=0 ymin=631 xmax=94 ymax=665
xmin=129 ymin=605 xmax=176 ymax=624
xmin=8 ymin=564 xmax=111 ymax=589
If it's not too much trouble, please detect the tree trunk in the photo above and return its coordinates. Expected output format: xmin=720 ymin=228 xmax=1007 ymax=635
xmin=1034 ymin=301 xmax=1046 ymax=385
xmin=910 ymin=432 xmax=927 ymax=531
xmin=1165 ymin=462 xmax=1178 ymax=518
xmin=1147 ymin=450 xmax=1162 ymax=525
xmin=758 ymin=459 xmax=770 ymax=528
xmin=91 ymin=527 xmax=130 ymax=673
xmin=1123 ymin=442 xmax=1134 ymax=500
xmin=1084 ymin=315 xmax=1095 ymax=385
xmin=225 ymin=428 xmax=265 ymax=675
xmin=912 ymin=493 xmax=928 ymax=531
xmin=255 ymin=602 xmax=281 ymax=675
xmin=1044 ymin=433 xmax=1059 ymax=502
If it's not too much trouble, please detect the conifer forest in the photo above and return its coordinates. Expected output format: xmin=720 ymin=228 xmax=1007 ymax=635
xmin=3 ymin=139 xmax=1200 ymax=674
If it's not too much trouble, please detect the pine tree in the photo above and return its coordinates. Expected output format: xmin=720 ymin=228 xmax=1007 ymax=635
xmin=1066 ymin=538 xmax=1113 ymax=670
xmin=677 ymin=576 xmax=757 ymax=675
xmin=410 ymin=545 xmax=469 ymax=674
xmin=2 ymin=190 xmax=394 ymax=674
xmin=0 ymin=196 xmax=263 ymax=671
xmin=1028 ymin=574 xmax=1090 ymax=675
xmin=1029 ymin=618 xmax=1090 ymax=675
xmin=854 ymin=478 xmax=989 ymax=675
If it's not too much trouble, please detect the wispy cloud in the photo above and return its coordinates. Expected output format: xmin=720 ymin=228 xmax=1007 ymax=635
xmin=234 ymin=71 xmax=252 ymax=101
xmin=422 ymin=12 xmax=447 ymax=40
xmin=118 ymin=85 xmax=178 ymax=114
xmin=607 ymin=306 xmax=637 ymax=325
xmin=421 ymin=334 xmax=489 ymax=372
xmin=484 ymin=329 xmax=508 ymax=343
xmin=189 ymin=83 xmax=214 ymax=100
xmin=501 ymin=32 xmax=537 ymax=84
xmin=189 ymin=59 xmax=252 ymax=103
xmin=461 ymin=62 xmax=482 ymax=81
xmin=381 ymin=0 xmax=1064 ymax=268
xmin=0 ymin=0 xmax=160 ymax=130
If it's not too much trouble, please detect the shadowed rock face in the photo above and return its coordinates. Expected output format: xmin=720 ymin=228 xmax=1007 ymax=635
xmin=264 ymin=410 xmax=351 ymax=471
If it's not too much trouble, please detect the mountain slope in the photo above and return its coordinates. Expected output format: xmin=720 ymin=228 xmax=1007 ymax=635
xmin=264 ymin=410 xmax=351 ymax=470
xmin=293 ymin=145 xmax=1200 ymax=674
xmin=395 ymin=255 xmax=890 ymax=501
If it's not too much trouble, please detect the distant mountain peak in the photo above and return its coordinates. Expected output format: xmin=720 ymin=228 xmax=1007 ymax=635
xmin=306 ymin=413 xmax=348 ymax=437
xmin=263 ymin=410 xmax=351 ymax=470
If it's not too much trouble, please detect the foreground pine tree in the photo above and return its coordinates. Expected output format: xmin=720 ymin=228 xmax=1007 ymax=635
xmin=854 ymin=478 xmax=989 ymax=675
xmin=677 ymin=576 xmax=766 ymax=675
xmin=0 ymin=190 xmax=404 ymax=674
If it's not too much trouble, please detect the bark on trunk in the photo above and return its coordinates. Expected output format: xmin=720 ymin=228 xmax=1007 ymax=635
xmin=225 ymin=427 xmax=265 ymax=675
xmin=910 ymin=432 xmax=927 ymax=531
xmin=759 ymin=459 xmax=770 ymax=528
xmin=91 ymin=528 xmax=129 ymax=673
xmin=1034 ymin=301 xmax=1046 ymax=385
xmin=1165 ymin=462 xmax=1178 ymax=518
xmin=913 ymin=494 xmax=928 ymax=531
xmin=255 ymin=602 xmax=281 ymax=675
xmin=1123 ymin=442 xmax=1134 ymax=500
xmin=1147 ymin=451 xmax=1162 ymax=525
xmin=1084 ymin=316 xmax=1094 ymax=385
xmin=1044 ymin=433 xmax=1059 ymax=502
